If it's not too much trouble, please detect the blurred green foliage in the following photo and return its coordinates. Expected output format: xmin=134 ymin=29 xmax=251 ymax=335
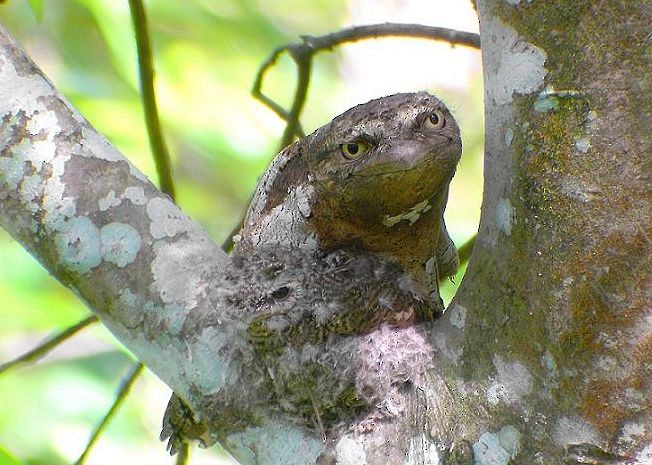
xmin=0 ymin=0 xmax=482 ymax=463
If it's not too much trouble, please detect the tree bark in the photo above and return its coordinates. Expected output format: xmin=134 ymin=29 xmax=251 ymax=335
xmin=433 ymin=0 xmax=651 ymax=463
xmin=1 ymin=0 xmax=650 ymax=463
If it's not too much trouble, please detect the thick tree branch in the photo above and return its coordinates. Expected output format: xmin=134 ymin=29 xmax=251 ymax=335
xmin=433 ymin=1 xmax=652 ymax=462
xmin=0 ymin=19 xmax=226 ymax=432
xmin=0 ymin=23 xmax=324 ymax=465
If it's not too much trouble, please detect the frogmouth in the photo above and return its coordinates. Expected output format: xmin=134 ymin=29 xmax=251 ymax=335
xmin=161 ymin=245 xmax=431 ymax=453
xmin=161 ymin=92 xmax=461 ymax=453
xmin=238 ymin=92 xmax=462 ymax=308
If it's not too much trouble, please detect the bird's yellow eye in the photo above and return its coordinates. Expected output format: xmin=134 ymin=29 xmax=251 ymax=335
xmin=425 ymin=109 xmax=445 ymax=129
xmin=340 ymin=142 xmax=368 ymax=159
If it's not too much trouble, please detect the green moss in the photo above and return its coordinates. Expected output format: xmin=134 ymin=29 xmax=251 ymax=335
xmin=458 ymin=242 xmax=546 ymax=381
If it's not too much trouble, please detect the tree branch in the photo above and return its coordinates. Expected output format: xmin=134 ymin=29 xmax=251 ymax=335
xmin=252 ymin=23 xmax=481 ymax=149
xmin=0 ymin=24 xmax=319 ymax=465
xmin=0 ymin=21 xmax=228 ymax=412
xmin=0 ymin=315 xmax=98 ymax=374
xmin=300 ymin=23 xmax=481 ymax=50
xmin=127 ymin=0 xmax=176 ymax=201
xmin=74 ymin=363 xmax=145 ymax=465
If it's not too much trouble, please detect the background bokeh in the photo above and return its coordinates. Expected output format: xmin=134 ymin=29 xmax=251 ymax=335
xmin=0 ymin=0 xmax=483 ymax=464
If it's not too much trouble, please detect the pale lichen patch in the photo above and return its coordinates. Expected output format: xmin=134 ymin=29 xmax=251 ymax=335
xmin=98 ymin=190 xmax=121 ymax=211
xmin=481 ymin=14 xmax=547 ymax=106
xmin=151 ymin=239 xmax=205 ymax=307
xmin=227 ymin=423 xmax=323 ymax=465
xmin=504 ymin=127 xmax=514 ymax=147
xmin=123 ymin=186 xmax=147 ymax=205
xmin=0 ymin=56 xmax=55 ymax=117
xmin=27 ymin=106 xmax=59 ymax=136
xmin=542 ymin=350 xmax=558 ymax=378
xmin=100 ymin=222 xmax=141 ymax=267
xmin=495 ymin=197 xmax=514 ymax=236
xmin=42 ymin=148 xmax=76 ymax=232
xmin=335 ymin=435 xmax=367 ymax=465
xmin=472 ymin=425 xmax=521 ymax=465
xmin=533 ymin=95 xmax=559 ymax=113
xmin=448 ymin=304 xmax=467 ymax=329
xmin=486 ymin=355 xmax=532 ymax=406
xmin=552 ymin=416 xmax=599 ymax=446
xmin=19 ymin=174 xmax=43 ymax=213
xmin=117 ymin=289 xmax=146 ymax=329
xmin=574 ymin=137 xmax=591 ymax=153
xmin=147 ymin=197 xmax=188 ymax=239
xmin=54 ymin=216 xmax=102 ymax=274
xmin=0 ymin=137 xmax=55 ymax=190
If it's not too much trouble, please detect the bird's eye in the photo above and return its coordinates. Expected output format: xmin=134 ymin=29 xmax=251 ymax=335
xmin=424 ymin=109 xmax=445 ymax=129
xmin=270 ymin=286 xmax=291 ymax=300
xmin=340 ymin=142 xmax=368 ymax=160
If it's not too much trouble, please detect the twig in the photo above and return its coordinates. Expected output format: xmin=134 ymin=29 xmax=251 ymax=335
xmin=0 ymin=315 xmax=98 ymax=375
xmin=252 ymin=23 xmax=481 ymax=148
xmin=300 ymin=23 xmax=480 ymax=50
xmin=456 ymin=234 xmax=477 ymax=267
xmin=74 ymin=362 xmax=145 ymax=465
xmin=175 ymin=444 xmax=190 ymax=465
xmin=221 ymin=207 xmax=248 ymax=253
xmin=251 ymin=47 xmax=294 ymax=122
xmin=277 ymin=45 xmax=312 ymax=150
xmin=128 ymin=0 xmax=176 ymax=201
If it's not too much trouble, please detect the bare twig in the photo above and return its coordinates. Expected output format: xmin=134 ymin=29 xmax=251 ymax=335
xmin=300 ymin=23 xmax=480 ymax=50
xmin=456 ymin=233 xmax=477 ymax=267
xmin=252 ymin=23 xmax=481 ymax=149
xmin=128 ymin=0 xmax=176 ymax=201
xmin=175 ymin=444 xmax=190 ymax=465
xmin=0 ymin=315 xmax=99 ymax=375
xmin=74 ymin=362 xmax=145 ymax=465
xmin=277 ymin=45 xmax=312 ymax=150
xmin=251 ymin=48 xmax=294 ymax=122
xmin=221 ymin=207 xmax=248 ymax=253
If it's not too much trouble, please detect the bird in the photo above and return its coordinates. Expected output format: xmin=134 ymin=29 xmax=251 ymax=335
xmin=161 ymin=245 xmax=434 ymax=454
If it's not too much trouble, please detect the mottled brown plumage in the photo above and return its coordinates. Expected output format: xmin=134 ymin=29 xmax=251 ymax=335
xmin=161 ymin=246 xmax=430 ymax=453
xmin=161 ymin=92 xmax=460 ymax=453
xmin=238 ymin=92 xmax=462 ymax=307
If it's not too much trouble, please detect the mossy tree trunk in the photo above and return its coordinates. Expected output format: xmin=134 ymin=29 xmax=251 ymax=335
xmin=0 ymin=1 xmax=650 ymax=464
xmin=434 ymin=0 xmax=650 ymax=463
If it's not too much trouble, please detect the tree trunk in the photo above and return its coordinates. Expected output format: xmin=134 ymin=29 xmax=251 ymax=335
xmin=433 ymin=0 xmax=651 ymax=463
xmin=0 ymin=0 xmax=650 ymax=464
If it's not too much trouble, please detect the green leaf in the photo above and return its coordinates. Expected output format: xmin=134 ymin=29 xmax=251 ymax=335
xmin=26 ymin=0 xmax=44 ymax=22
xmin=0 ymin=447 xmax=23 ymax=465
